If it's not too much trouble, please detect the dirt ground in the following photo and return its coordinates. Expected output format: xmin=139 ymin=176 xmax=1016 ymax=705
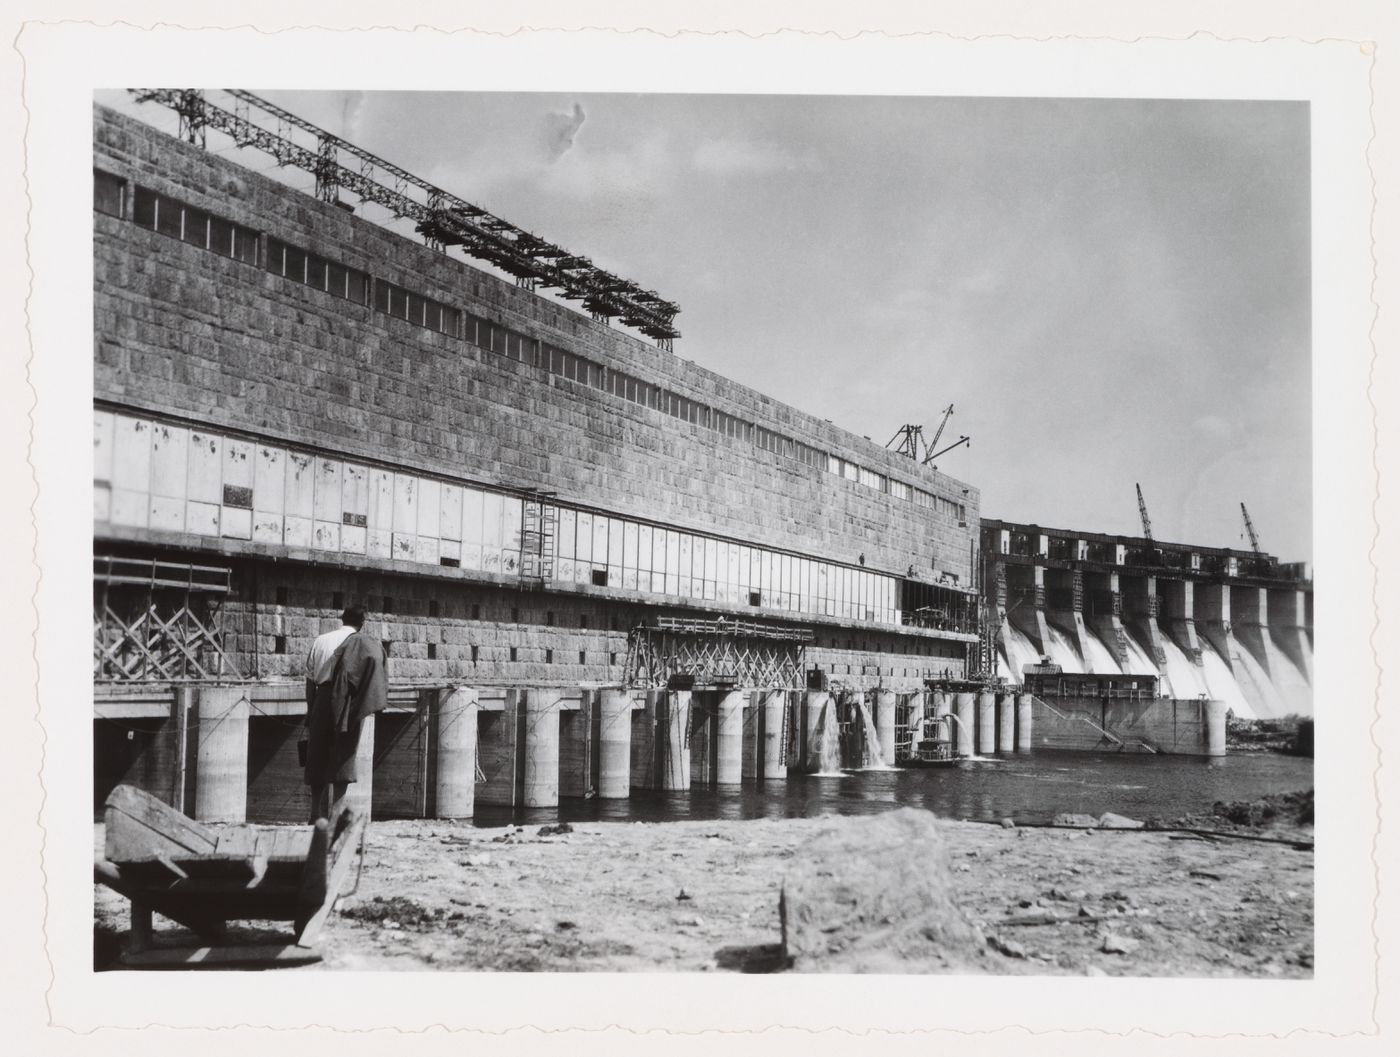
xmin=94 ymin=797 xmax=1313 ymax=976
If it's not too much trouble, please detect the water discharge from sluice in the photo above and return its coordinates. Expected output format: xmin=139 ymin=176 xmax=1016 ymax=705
xmin=811 ymin=699 xmax=842 ymax=776
xmin=854 ymin=699 xmax=895 ymax=770
xmin=997 ymin=607 xmax=1311 ymax=721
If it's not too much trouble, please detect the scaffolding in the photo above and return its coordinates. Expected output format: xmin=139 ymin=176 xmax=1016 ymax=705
xmin=624 ymin=616 xmax=812 ymax=690
xmin=129 ymin=89 xmax=682 ymax=349
xmin=94 ymin=554 xmax=242 ymax=681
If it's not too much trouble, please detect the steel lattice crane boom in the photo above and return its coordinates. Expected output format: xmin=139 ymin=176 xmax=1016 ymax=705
xmin=1136 ymin=483 xmax=1153 ymax=542
xmin=1240 ymin=503 xmax=1262 ymax=556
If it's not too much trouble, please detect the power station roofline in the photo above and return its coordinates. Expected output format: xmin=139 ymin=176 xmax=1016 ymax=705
xmin=128 ymin=88 xmax=682 ymax=347
xmin=978 ymin=517 xmax=1289 ymax=564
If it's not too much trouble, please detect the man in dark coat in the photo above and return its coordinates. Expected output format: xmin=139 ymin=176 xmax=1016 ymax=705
xmin=303 ymin=604 xmax=390 ymax=821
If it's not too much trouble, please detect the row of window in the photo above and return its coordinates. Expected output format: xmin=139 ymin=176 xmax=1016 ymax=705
xmin=98 ymin=170 xmax=968 ymax=524
xmin=93 ymin=410 xmax=906 ymax=626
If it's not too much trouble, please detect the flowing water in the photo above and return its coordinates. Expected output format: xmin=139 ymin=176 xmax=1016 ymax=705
xmin=854 ymin=699 xmax=894 ymax=770
xmin=997 ymin=612 xmax=1310 ymax=722
xmin=471 ymin=749 xmax=1314 ymax=828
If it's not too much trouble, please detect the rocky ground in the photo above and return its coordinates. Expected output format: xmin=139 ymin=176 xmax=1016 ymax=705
xmin=94 ymin=792 xmax=1313 ymax=976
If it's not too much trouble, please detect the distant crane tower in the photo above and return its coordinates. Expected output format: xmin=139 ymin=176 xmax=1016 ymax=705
xmin=1135 ymin=483 xmax=1153 ymax=542
xmin=1240 ymin=503 xmax=1263 ymax=556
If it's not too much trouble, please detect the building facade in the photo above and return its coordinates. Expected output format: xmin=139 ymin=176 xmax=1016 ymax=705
xmin=93 ymin=102 xmax=982 ymax=702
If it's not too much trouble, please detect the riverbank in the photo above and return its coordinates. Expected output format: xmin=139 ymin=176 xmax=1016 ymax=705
xmin=94 ymin=793 xmax=1313 ymax=975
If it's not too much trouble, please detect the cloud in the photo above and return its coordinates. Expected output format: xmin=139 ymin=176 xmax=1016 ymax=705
xmin=339 ymin=91 xmax=366 ymax=144
xmin=543 ymin=102 xmax=586 ymax=163
xmin=691 ymin=137 xmax=813 ymax=176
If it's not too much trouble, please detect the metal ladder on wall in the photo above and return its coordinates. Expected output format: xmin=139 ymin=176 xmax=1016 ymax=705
xmin=520 ymin=494 xmax=557 ymax=584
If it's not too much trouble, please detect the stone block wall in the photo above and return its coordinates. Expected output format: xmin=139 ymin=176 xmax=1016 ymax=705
xmin=93 ymin=105 xmax=979 ymax=586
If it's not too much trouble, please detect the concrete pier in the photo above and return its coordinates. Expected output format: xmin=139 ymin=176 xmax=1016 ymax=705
xmin=659 ymin=690 xmax=692 ymax=791
xmin=715 ymin=690 xmax=746 ymax=786
xmin=996 ymin=692 xmax=1015 ymax=754
xmin=598 ymin=688 xmax=634 ymax=799
xmin=874 ymin=689 xmax=897 ymax=765
xmin=741 ymin=690 xmax=761 ymax=781
xmin=1205 ymin=698 xmax=1228 ymax=757
xmin=630 ymin=690 xmax=661 ymax=791
xmin=953 ymin=692 xmax=975 ymax=757
xmin=1015 ymin=693 xmax=1034 ymax=753
xmin=433 ymin=686 xmax=479 ymax=818
xmin=761 ymin=690 xmax=788 ymax=781
xmin=523 ymin=688 xmax=565 ymax=808
xmin=904 ymin=690 xmax=926 ymax=756
xmin=976 ymin=690 xmax=996 ymax=756
xmin=194 ymin=685 xmax=250 ymax=823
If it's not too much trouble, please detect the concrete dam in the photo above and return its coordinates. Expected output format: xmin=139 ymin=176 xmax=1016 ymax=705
xmin=982 ymin=520 xmax=1313 ymax=723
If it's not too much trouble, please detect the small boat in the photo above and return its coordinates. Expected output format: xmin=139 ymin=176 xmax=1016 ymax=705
xmin=899 ymin=713 xmax=979 ymax=767
xmin=94 ymin=784 xmax=365 ymax=968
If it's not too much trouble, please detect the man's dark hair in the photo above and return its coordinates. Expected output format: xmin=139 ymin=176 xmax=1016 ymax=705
xmin=341 ymin=604 xmax=367 ymax=629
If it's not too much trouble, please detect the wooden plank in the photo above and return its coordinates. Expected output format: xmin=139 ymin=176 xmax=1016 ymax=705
xmin=295 ymin=809 xmax=365 ymax=948
xmin=105 ymin=785 xmax=217 ymax=861
xmin=119 ymin=943 xmax=322 ymax=969
xmin=292 ymin=815 xmax=331 ymax=940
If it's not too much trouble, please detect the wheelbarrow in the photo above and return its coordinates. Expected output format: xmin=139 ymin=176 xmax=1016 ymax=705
xmin=94 ymin=784 xmax=365 ymax=968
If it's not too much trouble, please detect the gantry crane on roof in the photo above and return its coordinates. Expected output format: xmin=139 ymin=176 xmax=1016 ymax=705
xmin=1136 ymin=483 xmax=1153 ymax=542
xmin=129 ymin=89 xmax=683 ymax=349
xmin=884 ymin=404 xmax=969 ymax=466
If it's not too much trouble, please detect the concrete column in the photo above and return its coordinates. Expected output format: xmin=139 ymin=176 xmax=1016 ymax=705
xmin=476 ymin=690 xmax=521 ymax=806
xmin=1204 ymin=698 xmax=1228 ymax=757
xmin=629 ymin=690 xmax=660 ymax=791
xmin=905 ymin=690 xmax=926 ymax=756
xmin=715 ymin=690 xmax=746 ymax=786
xmin=976 ymin=690 xmax=996 ymax=755
xmin=953 ymin=692 xmax=975 ymax=757
xmin=347 ymin=713 xmax=375 ymax=820
xmin=1015 ymin=693 xmax=1034 ymax=753
xmin=762 ymin=690 xmax=788 ymax=781
xmin=996 ymin=692 xmax=1015 ymax=754
xmin=434 ymin=686 xmax=480 ymax=818
xmin=523 ymin=688 xmax=564 ymax=808
xmin=802 ymin=690 xmax=835 ymax=773
xmin=659 ymin=690 xmax=692 ymax=791
xmin=193 ymin=686 xmax=249 ymax=823
xmin=598 ymin=688 xmax=633 ymax=799
xmin=742 ymin=690 xmax=761 ymax=781
xmin=874 ymin=689 xmax=897 ymax=765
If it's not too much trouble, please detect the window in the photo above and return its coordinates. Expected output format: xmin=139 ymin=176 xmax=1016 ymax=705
xmin=94 ymin=170 xmax=125 ymax=217
xmin=372 ymin=278 xmax=452 ymax=328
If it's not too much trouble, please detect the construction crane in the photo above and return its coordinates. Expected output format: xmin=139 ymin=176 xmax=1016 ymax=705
xmin=922 ymin=404 xmax=968 ymax=464
xmin=1240 ymin=503 xmax=1262 ymax=556
xmin=884 ymin=405 xmax=969 ymax=465
xmin=885 ymin=424 xmax=924 ymax=460
xmin=1136 ymin=483 xmax=1153 ymax=542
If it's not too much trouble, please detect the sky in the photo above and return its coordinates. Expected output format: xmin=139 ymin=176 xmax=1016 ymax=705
xmin=97 ymin=90 xmax=1313 ymax=563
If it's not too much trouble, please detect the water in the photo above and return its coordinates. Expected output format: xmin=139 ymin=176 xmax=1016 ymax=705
xmin=467 ymin=749 xmax=1314 ymax=829
xmin=854 ymin=699 xmax=894 ymax=770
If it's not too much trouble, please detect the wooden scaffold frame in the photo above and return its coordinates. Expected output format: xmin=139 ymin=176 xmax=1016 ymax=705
xmin=94 ymin=554 xmax=243 ymax=682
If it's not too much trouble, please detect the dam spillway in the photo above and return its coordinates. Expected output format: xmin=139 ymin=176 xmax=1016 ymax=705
xmin=982 ymin=520 xmax=1313 ymax=722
